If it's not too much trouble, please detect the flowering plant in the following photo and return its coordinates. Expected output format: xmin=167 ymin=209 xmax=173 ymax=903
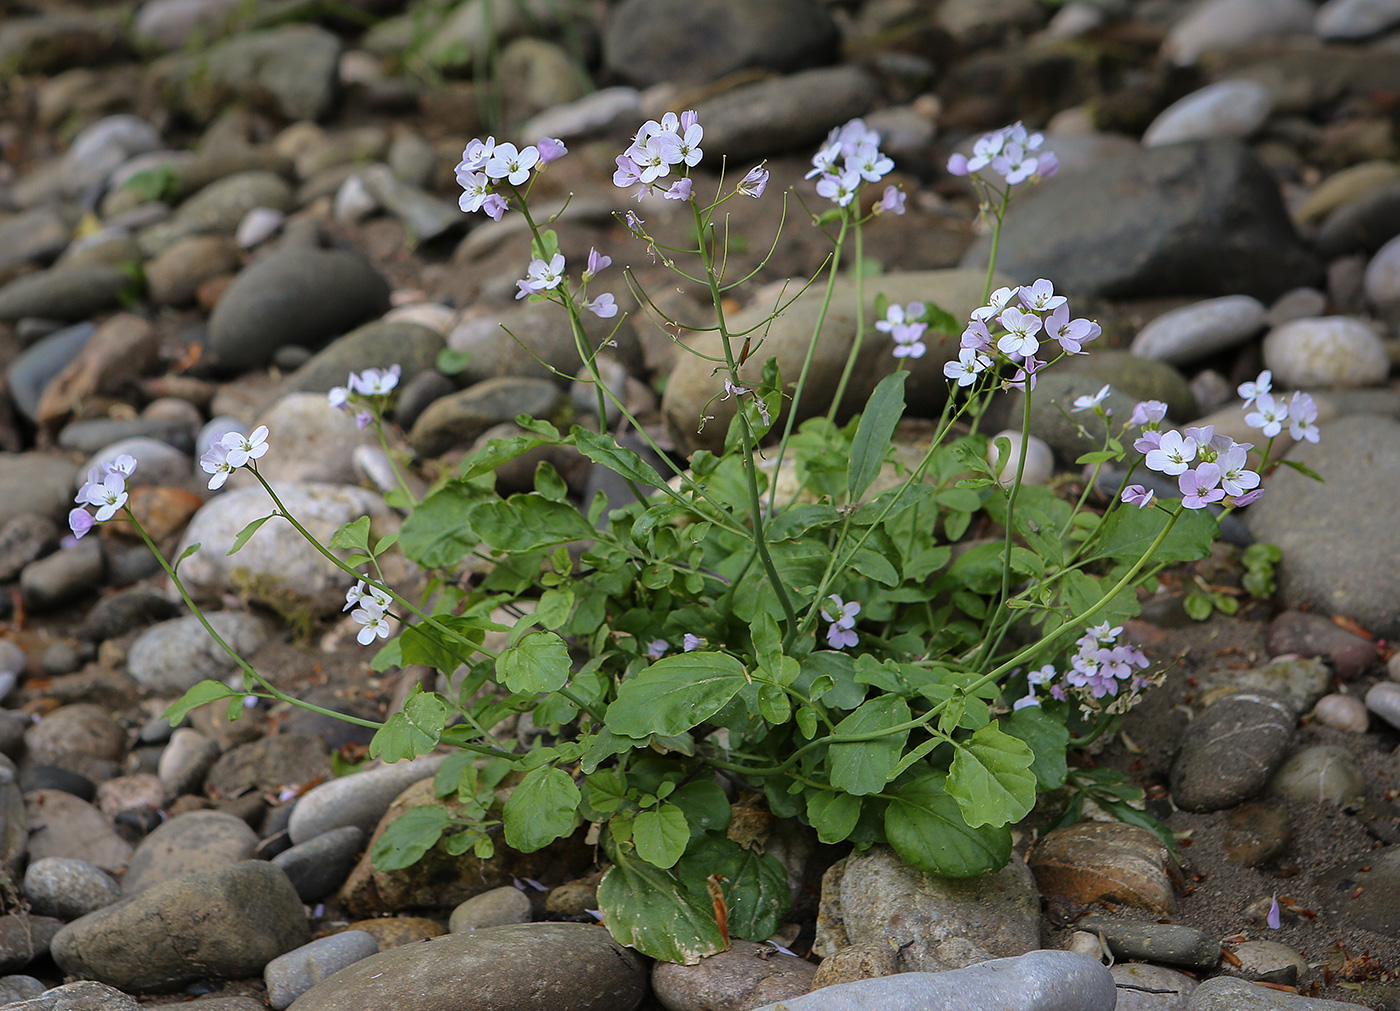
xmin=133 ymin=116 xmax=1312 ymax=964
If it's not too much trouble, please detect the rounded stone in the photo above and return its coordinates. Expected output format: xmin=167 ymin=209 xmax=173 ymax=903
xmin=23 ymin=858 xmax=121 ymax=920
xmin=1313 ymin=693 xmax=1369 ymax=732
xmin=652 ymin=940 xmax=817 ymax=1011
xmin=204 ymin=733 xmax=331 ymax=800
xmin=987 ymin=430 xmax=1054 ymax=487
xmin=24 ymin=790 xmax=134 ymax=874
xmin=1228 ymin=939 xmax=1311 ymax=984
xmin=448 ymin=886 xmax=533 ymax=932
xmin=270 ymin=826 xmax=366 ymax=902
xmin=285 ymin=923 xmax=647 ymax=1011
xmin=1367 ymin=681 xmax=1400 ymax=730
xmin=1316 ymin=0 xmax=1400 ymax=39
xmin=1161 ymin=0 xmax=1315 ymax=66
xmin=78 ymin=437 xmax=191 ymax=490
xmin=1110 ymin=962 xmax=1198 ymax=1011
xmin=1029 ymin=822 xmax=1178 ymax=915
xmin=25 ymin=704 xmax=126 ymax=770
xmin=50 ymin=861 xmax=309 ymax=993
xmin=1170 ymin=693 xmax=1295 ymax=812
xmin=1130 ymin=295 xmax=1266 ymax=365
xmin=1077 ymin=916 xmax=1220 ymax=970
xmin=145 ymin=235 xmax=241 ymax=307
xmin=287 ymin=754 xmax=446 ymax=844
xmin=126 ymin=611 xmax=270 ymax=695
xmin=1365 ymin=233 xmax=1400 ymax=315
xmin=409 ymin=377 xmax=561 ymax=458
xmin=1143 ymin=80 xmax=1273 ymax=147
xmin=1261 ymin=316 xmax=1389 ymax=388
xmin=264 ymin=931 xmax=379 ymax=1011
xmin=251 ymin=393 xmax=376 ymax=485
xmin=1269 ymin=744 xmax=1365 ymax=804
xmin=121 ymin=810 xmax=260 ymax=895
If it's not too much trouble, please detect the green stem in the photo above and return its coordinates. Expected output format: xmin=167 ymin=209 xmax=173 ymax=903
xmin=826 ymin=212 xmax=864 ymax=421
xmin=374 ymin=416 xmax=418 ymax=508
xmin=973 ymin=386 xmax=1035 ymax=670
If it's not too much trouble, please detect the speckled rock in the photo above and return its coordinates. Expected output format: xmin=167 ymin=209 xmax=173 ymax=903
xmin=814 ymin=846 xmax=1039 ymax=970
xmin=1170 ymin=693 xmax=1295 ymax=812
xmin=23 ymin=858 xmax=121 ymax=921
xmin=0 ymin=980 xmax=137 ymax=1010
xmin=126 ymin=611 xmax=270 ymax=694
xmin=121 ymin=810 xmax=259 ymax=895
xmin=1262 ymin=316 xmax=1389 ymax=387
xmin=51 ymin=861 xmax=309 ymax=992
xmin=285 ymin=923 xmax=647 ymax=1011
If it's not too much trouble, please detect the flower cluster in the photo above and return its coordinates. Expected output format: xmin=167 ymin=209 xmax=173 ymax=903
xmin=808 ymin=118 xmax=904 ymax=214
xmin=947 ymin=122 xmax=1059 ymax=187
xmin=943 ymin=279 xmax=1100 ymax=390
xmin=199 ymin=426 xmax=269 ymax=491
xmin=1128 ymin=403 xmax=1262 ymax=510
xmin=877 ymin=302 xmax=928 ymax=359
xmin=1015 ymin=622 xmax=1155 ymax=716
xmin=329 ymin=364 xmax=401 ymax=429
xmin=613 ymin=112 xmax=703 ymax=202
xmin=345 ymin=579 xmax=393 ymax=646
xmin=70 ymin=454 xmax=138 ymax=538
xmin=1239 ymin=371 xmax=1319 ymax=444
xmin=820 ymin=594 xmax=861 ymax=650
xmin=456 ymin=136 xmax=566 ymax=221
xmin=517 ymin=247 xmax=618 ymax=319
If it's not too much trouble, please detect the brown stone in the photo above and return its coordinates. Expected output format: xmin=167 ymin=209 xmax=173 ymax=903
xmin=1029 ymin=821 xmax=1180 ymax=915
xmin=341 ymin=916 xmax=446 ymax=948
xmin=811 ymin=939 xmax=899 ymax=988
xmin=34 ymin=314 xmax=160 ymax=430
xmin=105 ymin=486 xmax=204 ymax=542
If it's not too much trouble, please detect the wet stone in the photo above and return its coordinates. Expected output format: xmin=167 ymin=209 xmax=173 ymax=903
xmin=1169 ymin=693 xmax=1295 ymax=812
xmin=1076 ymin=916 xmax=1221 ymax=970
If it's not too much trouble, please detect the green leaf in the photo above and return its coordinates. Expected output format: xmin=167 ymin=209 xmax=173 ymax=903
xmin=827 ymin=696 xmax=911 ymax=796
xmin=502 ymin=765 xmax=580 ymax=852
xmin=598 ymin=841 xmax=725 ymax=964
xmin=471 ymin=495 xmax=595 ymax=553
xmin=399 ymin=481 xmax=480 ymax=567
xmin=163 ymin=680 xmax=243 ymax=726
xmin=228 ymin=514 xmax=273 ymax=556
xmin=633 ymin=803 xmax=689 ymax=868
xmin=669 ymin=781 xmax=731 ymax=836
xmin=436 ymin=347 xmax=472 ymax=374
xmin=172 ymin=541 xmax=201 ymax=574
xmin=368 ymin=690 xmax=449 ymax=763
xmin=398 ymin=623 xmax=471 ymax=674
xmin=370 ymin=805 xmax=451 ymax=871
xmin=584 ymin=770 xmax=628 ymax=816
xmin=1279 ymin=458 xmax=1323 ymax=482
xmin=885 ymin=772 xmax=1012 ymax=877
xmin=1184 ymin=592 xmax=1214 ymax=621
xmin=806 ymin=790 xmax=862 ymax=844
xmin=329 ymin=516 xmax=372 ymax=551
xmin=678 ymin=833 xmax=788 ymax=943
xmin=606 ymin=652 xmax=748 ymax=738
xmin=496 ymin=631 xmax=571 ymax=693
xmin=570 ymin=427 xmax=668 ymax=488
xmin=947 ymin=723 xmax=1037 ymax=828
xmin=1001 ymin=707 xmax=1069 ymax=790
xmin=847 ymin=371 xmax=907 ymax=502
xmin=1092 ymin=503 xmax=1217 ymax=563
xmin=1096 ymin=797 xmax=1176 ymax=853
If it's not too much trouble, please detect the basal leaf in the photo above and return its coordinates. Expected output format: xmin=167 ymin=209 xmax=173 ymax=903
xmin=1001 ymin=706 xmax=1069 ymax=790
xmin=399 ymin=481 xmax=481 ymax=568
xmin=885 ymin=771 xmax=1012 ymax=877
xmin=369 ymin=804 xmax=451 ymax=871
xmin=847 ymin=371 xmax=907 ymax=502
xmin=677 ymin=833 xmax=788 ymax=943
xmin=633 ymin=803 xmax=689 ymax=868
xmin=805 ymin=790 xmax=862 ymax=844
xmin=827 ymin=695 xmax=910 ymax=796
xmin=606 ymin=652 xmax=748 ymax=738
xmin=669 ymin=781 xmax=731 ymax=837
xmin=598 ymin=842 xmax=724 ymax=964
xmin=496 ymin=631 xmax=570 ymax=693
xmin=947 ymin=723 xmax=1037 ymax=828
xmin=502 ymin=765 xmax=579 ymax=852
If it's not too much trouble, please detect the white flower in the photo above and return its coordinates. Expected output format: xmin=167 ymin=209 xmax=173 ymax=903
xmin=996 ymin=306 xmax=1042 ymax=359
xmin=221 ymin=425 xmax=269 ymax=468
xmin=1144 ymin=429 xmax=1198 ymax=476
xmin=352 ymin=604 xmax=392 ymax=645
xmin=328 ymin=379 xmax=353 ymax=409
xmin=1237 ymin=370 xmax=1271 ymax=408
xmin=103 ymin=454 xmax=137 ymax=477
xmin=344 ymin=579 xmax=392 ymax=612
xmin=737 ymin=165 xmax=769 ymax=198
xmin=806 ymin=141 xmax=842 ymax=180
xmin=84 ymin=472 xmax=128 ymax=522
xmin=457 ymin=136 xmax=496 ymax=172
xmin=584 ymin=293 xmax=617 ymax=319
xmin=484 ymin=143 xmax=539 ymax=186
xmin=816 ymin=168 xmax=861 ymax=207
xmin=200 ymin=441 xmax=235 ymax=490
xmin=1217 ymin=442 xmax=1260 ymax=497
xmin=820 ymin=594 xmax=861 ymax=629
xmin=943 ymin=347 xmax=991 ymax=387
xmin=848 ymin=141 xmax=892 ymax=183
xmin=1287 ymin=391 xmax=1319 ymax=443
xmin=1244 ymin=392 xmax=1288 ymax=438
xmin=1019 ymin=278 xmax=1066 ymax=313
xmin=522 ymin=253 xmax=565 ymax=295
xmin=1071 ymin=384 xmax=1111 ymax=413
xmin=971 ymin=286 xmax=1019 ymax=322
xmin=458 ymin=171 xmax=491 ymax=214
xmin=356 ymin=365 xmax=401 ymax=396
xmin=676 ymin=122 xmax=703 ymax=167
xmin=682 ymin=633 xmax=705 ymax=651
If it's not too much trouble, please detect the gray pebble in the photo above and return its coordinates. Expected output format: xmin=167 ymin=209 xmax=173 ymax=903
xmin=264 ymin=931 xmax=379 ymax=1010
xmin=1269 ymin=744 xmax=1364 ymax=803
xmin=1185 ymin=975 xmax=1361 ymax=1009
xmin=448 ymin=886 xmax=532 ymax=931
xmin=1130 ymin=295 xmax=1265 ymax=365
xmin=287 ymin=754 xmax=445 ymax=844
xmin=1367 ymin=681 xmax=1400 ymax=730
xmin=271 ymin=826 xmax=365 ymax=902
xmin=23 ymin=857 xmax=121 ymax=920
xmin=1170 ymin=693 xmax=1295 ymax=812
xmin=20 ymin=540 xmax=105 ymax=613
xmin=1078 ymin=916 xmax=1221 ymax=970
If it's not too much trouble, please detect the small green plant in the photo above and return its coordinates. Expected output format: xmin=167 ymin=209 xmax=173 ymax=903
xmin=65 ymin=118 xmax=1316 ymax=966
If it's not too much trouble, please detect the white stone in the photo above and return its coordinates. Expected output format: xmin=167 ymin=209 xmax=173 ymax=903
xmin=127 ymin=611 xmax=270 ymax=694
xmin=1162 ymin=0 xmax=1316 ymax=65
xmin=1262 ymin=316 xmax=1389 ymax=387
xmin=236 ymin=207 xmax=285 ymax=249
xmin=988 ymin=431 xmax=1055 ymax=487
xmin=333 ymin=174 xmax=378 ymax=223
xmin=79 ymin=437 xmax=191 ymax=490
xmin=61 ymin=115 xmax=163 ymax=195
xmin=1316 ymin=0 xmax=1400 ymax=39
xmin=1314 ymin=693 xmax=1369 ymax=732
xmin=172 ymin=482 xmax=400 ymax=616
xmin=1130 ymin=295 xmax=1266 ymax=364
xmin=383 ymin=301 xmax=456 ymax=335
xmin=1366 ymin=681 xmax=1400 ymax=730
xmin=518 ymin=86 xmax=642 ymax=143
xmin=253 ymin=393 xmax=376 ymax=485
xmin=1142 ymin=80 xmax=1273 ymax=147
xmin=1365 ymin=234 xmax=1400 ymax=314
